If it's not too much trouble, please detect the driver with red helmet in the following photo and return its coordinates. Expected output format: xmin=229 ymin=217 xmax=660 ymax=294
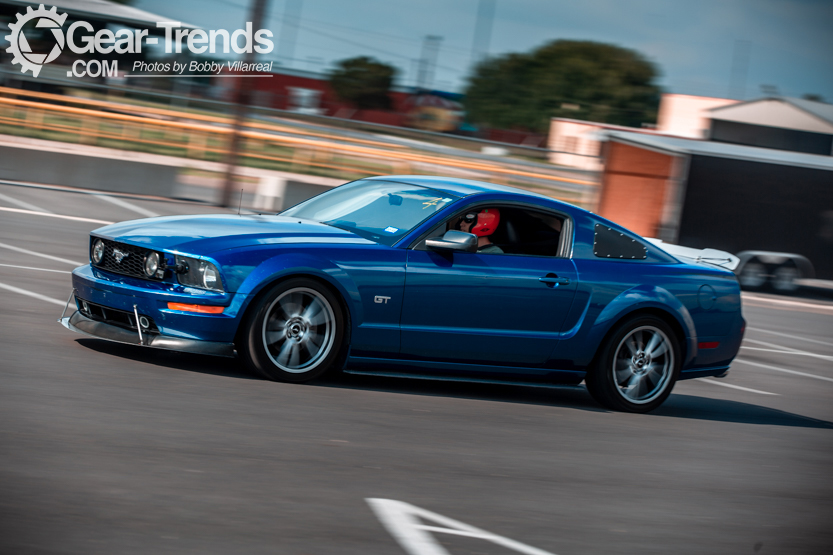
xmin=457 ymin=208 xmax=503 ymax=254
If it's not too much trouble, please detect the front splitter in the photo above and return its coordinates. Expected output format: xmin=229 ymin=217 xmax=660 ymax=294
xmin=60 ymin=310 xmax=235 ymax=357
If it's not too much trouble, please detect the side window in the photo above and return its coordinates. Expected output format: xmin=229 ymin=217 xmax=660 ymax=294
xmin=417 ymin=205 xmax=567 ymax=257
xmin=593 ymin=224 xmax=647 ymax=260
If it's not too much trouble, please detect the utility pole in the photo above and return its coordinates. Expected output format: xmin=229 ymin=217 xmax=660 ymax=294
xmin=470 ymin=0 xmax=495 ymax=69
xmin=279 ymin=0 xmax=303 ymax=67
xmin=728 ymin=39 xmax=750 ymax=101
xmin=219 ymin=0 xmax=271 ymax=208
xmin=416 ymin=35 xmax=442 ymax=91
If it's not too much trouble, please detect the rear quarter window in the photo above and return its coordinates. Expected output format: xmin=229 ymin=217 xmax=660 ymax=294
xmin=593 ymin=224 xmax=648 ymax=260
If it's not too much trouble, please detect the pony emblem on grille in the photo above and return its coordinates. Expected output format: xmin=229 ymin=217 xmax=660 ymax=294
xmin=113 ymin=248 xmax=128 ymax=263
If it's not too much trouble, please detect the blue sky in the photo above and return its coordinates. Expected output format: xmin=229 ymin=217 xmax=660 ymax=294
xmin=134 ymin=0 xmax=833 ymax=101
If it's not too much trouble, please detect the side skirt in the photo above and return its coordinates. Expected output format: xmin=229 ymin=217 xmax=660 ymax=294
xmin=345 ymin=355 xmax=585 ymax=387
xmin=343 ymin=369 xmax=585 ymax=390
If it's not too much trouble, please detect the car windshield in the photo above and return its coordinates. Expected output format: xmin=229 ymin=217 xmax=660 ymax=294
xmin=281 ymin=179 xmax=459 ymax=246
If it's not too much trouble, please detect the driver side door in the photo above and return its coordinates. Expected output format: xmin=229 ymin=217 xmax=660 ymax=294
xmin=398 ymin=205 xmax=578 ymax=368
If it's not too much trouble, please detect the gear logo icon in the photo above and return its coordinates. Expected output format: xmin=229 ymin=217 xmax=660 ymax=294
xmin=5 ymin=4 xmax=68 ymax=77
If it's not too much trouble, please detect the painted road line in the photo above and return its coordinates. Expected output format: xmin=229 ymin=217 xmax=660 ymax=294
xmin=0 ymin=263 xmax=71 ymax=274
xmin=0 ymin=206 xmax=114 ymax=225
xmin=742 ymin=293 xmax=833 ymax=312
xmin=741 ymin=343 xmax=833 ymax=362
xmin=747 ymin=326 xmax=833 ymax=348
xmin=698 ymin=378 xmax=778 ymax=395
xmin=0 ymin=241 xmax=83 ymax=266
xmin=367 ymin=498 xmax=557 ymax=555
xmin=0 ymin=191 xmax=51 ymax=213
xmin=734 ymin=358 xmax=833 ymax=384
xmin=94 ymin=194 xmax=160 ymax=218
xmin=0 ymin=281 xmax=65 ymax=307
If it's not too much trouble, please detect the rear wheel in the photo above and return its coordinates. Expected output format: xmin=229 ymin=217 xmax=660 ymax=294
xmin=585 ymin=316 xmax=681 ymax=413
xmin=239 ymin=278 xmax=347 ymax=383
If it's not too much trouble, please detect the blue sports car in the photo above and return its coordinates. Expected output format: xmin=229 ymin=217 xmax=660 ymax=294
xmin=60 ymin=176 xmax=745 ymax=413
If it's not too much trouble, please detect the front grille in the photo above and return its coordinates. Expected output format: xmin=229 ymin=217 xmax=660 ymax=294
xmin=76 ymin=297 xmax=159 ymax=334
xmin=91 ymin=238 xmax=167 ymax=280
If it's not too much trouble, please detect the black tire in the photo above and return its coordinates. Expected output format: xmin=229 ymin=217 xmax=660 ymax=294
xmin=239 ymin=278 xmax=348 ymax=383
xmin=737 ymin=258 xmax=768 ymax=291
xmin=769 ymin=262 xmax=801 ymax=294
xmin=585 ymin=315 xmax=681 ymax=413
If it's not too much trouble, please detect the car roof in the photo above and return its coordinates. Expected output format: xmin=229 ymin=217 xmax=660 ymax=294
xmin=364 ymin=175 xmax=554 ymax=200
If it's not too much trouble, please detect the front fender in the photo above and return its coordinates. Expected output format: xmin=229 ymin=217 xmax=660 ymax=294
xmin=584 ymin=285 xmax=697 ymax=368
xmin=235 ymin=252 xmax=362 ymax=327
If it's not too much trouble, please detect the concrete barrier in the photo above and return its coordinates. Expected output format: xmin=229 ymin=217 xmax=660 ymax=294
xmin=0 ymin=144 xmax=178 ymax=197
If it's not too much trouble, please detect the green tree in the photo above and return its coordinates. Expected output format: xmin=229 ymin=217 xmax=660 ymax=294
xmin=329 ymin=56 xmax=397 ymax=110
xmin=464 ymin=40 xmax=661 ymax=132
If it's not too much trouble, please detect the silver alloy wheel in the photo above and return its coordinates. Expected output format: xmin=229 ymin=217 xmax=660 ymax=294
xmin=612 ymin=325 xmax=674 ymax=405
xmin=739 ymin=261 xmax=767 ymax=288
xmin=262 ymin=287 xmax=336 ymax=374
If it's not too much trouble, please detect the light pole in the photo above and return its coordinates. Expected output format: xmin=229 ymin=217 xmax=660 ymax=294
xmin=219 ymin=0 xmax=271 ymax=208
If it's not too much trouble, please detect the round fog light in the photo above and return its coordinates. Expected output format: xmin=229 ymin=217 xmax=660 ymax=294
xmin=138 ymin=316 xmax=150 ymax=329
xmin=92 ymin=239 xmax=105 ymax=264
xmin=144 ymin=252 xmax=160 ymax=277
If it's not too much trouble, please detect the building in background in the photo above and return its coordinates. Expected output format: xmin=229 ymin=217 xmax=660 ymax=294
xmin=548 ymin=93 xmax=739 ymax=170
xmin=656 ymin=94 xmax=737 ymax=138
xmin=707 ymin=97 xmax=833 ymax=155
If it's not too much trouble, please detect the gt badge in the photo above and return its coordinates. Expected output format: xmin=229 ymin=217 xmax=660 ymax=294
xmin=374 ymin=296 xmax=391 ymax=304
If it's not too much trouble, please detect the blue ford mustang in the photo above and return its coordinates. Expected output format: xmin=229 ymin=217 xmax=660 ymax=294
xmin=60 ymin=176 xmax=745 ymax=412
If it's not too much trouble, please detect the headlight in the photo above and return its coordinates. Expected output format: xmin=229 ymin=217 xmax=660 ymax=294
xmin=144 ymin=252 xmax=160 ymax=277
xmin=92 ymin=239 xmax=105 ymax=264
xmin=175 ymin=255 xmax=224 ymax=292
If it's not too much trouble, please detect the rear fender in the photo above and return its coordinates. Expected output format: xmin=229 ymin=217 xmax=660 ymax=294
xmin=587 ymin=285 xmax=697 ymax=368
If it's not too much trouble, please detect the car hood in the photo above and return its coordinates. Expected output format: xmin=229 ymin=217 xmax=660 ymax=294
xmin=92 ymin=214 xmax=375 ymax=253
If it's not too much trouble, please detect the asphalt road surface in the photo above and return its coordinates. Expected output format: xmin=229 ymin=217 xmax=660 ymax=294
xmin=1 ymin=181 xmax=832 ymax=555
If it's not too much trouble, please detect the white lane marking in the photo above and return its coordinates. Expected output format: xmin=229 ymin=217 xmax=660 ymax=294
xmin=0 ymin=206 xmax=114 ymax=225
xmin=0 ymin=263 xmax=71 ymax=274
xmin=747 ymin=327 xmax=833 ymax=348
xmin=0 ymin=241 xmax=83 ymax=266
xmin=734 ymin=359 xmax=833 ymax=383
xmin=0 ymin=281 xmax=65 ymax=306
xmin=741 ymin=344 xmax=833 ymax=362
xmin=746 ymin=337 xmax=833 ymax=359
xmin=0 ymin=191 xmax=51 ymax=213
xmin=698 ymin=378 xmax=779 ymax=395
xmin=742 ymin=293 xmax=833 ymax=312
xmin=93 ymin=194 xmax=160 ymax=218
xmin=367 ymin=498 xmax=557 ymax=555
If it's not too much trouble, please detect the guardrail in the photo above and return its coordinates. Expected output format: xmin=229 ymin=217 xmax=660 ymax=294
xmin=0 ymin=85 xmax=598 ymax=205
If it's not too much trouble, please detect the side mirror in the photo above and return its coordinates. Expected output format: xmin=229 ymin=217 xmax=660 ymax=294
xmin=425 ymin=230 xmax=478 ymax=253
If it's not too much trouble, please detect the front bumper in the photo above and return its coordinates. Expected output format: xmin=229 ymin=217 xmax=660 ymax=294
xmin=60 ymin=310 xmax=235 ymax=357
xmin=69 ymin=264 xmax=247 ymax=343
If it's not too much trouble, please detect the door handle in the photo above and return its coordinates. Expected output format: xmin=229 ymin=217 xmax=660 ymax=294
xmin=539 ymin=275 xmax=570 ymax=287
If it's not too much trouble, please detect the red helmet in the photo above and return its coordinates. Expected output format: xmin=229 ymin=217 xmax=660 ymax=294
xmin=470 ymin=208 xmax=500 ymax=237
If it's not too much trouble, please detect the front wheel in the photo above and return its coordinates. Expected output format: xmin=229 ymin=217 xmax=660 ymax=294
xmin=239 ymin=278 xmax=347 ymax=383
xmin=585 ymin=316 xmax=681 ymax=413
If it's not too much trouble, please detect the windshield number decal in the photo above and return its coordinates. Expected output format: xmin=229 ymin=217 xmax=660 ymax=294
xmin=422 ymin=197 xmax=444 ymax=209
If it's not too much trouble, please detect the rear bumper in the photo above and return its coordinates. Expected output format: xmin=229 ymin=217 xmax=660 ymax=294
xmin=60 ymin=310 xmax=235 ymax=357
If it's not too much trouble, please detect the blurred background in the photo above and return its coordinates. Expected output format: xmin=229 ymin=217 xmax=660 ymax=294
xmin=2 ymin=4 xmax=833 ymax=554
xmin=1 ymin=0 xmax=831 ymax=291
